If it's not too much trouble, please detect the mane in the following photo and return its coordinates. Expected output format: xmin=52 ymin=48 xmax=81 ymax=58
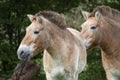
xmin=35 ymin=11 xmax=67 ymax=29
xmin=90 ymin=5 xmax=120 ymax=21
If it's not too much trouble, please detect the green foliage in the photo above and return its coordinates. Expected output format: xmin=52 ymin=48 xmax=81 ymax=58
xmin=79 ymin=48 xmax=106 ymax=80
xmin=0 ymin=0 xmax=120 ymax=79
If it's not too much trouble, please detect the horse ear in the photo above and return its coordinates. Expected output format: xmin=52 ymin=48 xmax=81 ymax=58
xmin=27 ymin=14 xmax=35 ymax=22
xmin=81 ymin=11 xmax=90 ymax=20
xmin=95 ymin=11 xmax=101 ymax=21
xmin=36 ymin=16 xmax=43 ymax=23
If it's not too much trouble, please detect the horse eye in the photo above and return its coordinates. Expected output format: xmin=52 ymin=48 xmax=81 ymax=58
xmin=90 ymin=26 xmax=96 ymax=29
xmin=34 ymin=31 xmax=40 ymax=34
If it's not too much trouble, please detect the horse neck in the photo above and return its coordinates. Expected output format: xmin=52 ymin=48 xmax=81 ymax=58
xmin=45 ymin=22 xmax=71 ymax=57
xmin=99 ymin=18 xmax=120 ymax=55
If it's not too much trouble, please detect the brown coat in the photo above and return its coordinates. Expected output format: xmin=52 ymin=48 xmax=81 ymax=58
xmin=81 ymin=5 xmax=120 ymax=80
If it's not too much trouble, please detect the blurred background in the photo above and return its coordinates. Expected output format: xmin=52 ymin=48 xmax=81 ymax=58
xmin=0 ymin=0 xmax=120 ymax=80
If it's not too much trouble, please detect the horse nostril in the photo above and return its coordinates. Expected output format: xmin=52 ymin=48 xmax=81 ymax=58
xmin=20 ymin=51 xmax=24 ymax=56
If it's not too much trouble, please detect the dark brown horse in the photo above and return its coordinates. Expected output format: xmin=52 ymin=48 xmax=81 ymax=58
xmin=81 ymin=6 xmax=120 ymax=80
xmin=17 ymin=11 xmax=87 ymax=80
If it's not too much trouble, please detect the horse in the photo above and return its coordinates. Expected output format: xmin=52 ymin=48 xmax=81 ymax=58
xmin=81 ymin=5 xmax=120 ymax=80
xmin=17 ymin=11 xmax=87 ymax=80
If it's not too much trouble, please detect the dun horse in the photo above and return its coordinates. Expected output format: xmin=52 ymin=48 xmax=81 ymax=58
xmin=17 ymin=11 xmax=86 ymax=80
xmin=81 ymin=6 xmax=120 ymax=80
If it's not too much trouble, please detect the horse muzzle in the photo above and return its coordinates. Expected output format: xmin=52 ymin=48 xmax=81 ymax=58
xmin=17 ymin=45 xmax=33 ymax=60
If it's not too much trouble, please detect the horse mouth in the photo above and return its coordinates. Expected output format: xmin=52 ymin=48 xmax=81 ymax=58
xmin=18 ymin=52 xmax=30 ymax=60
xmin=84 ymin=40 xmax=92 ymax=49
xmin=23 ymin=53 xmax=30 ymax=61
